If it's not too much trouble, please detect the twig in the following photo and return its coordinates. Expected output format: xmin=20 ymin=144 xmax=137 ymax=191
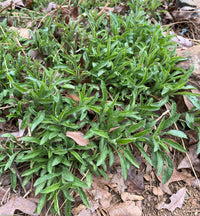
xmin=0 ymin=0 xmax=13 ymax=14
xmin=97 ymin=2 xmax=110 ymax=17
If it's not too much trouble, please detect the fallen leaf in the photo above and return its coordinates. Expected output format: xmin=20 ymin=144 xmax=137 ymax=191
xmin=75 ymin=209 xmax=92 ymax=216
xmin=0 ymin=187 xmax=7 ymax=202
xmin=125 ymin=165 xmax=145 ymax=193
xmin=178 ymin=145 xmax=200 ymax=172
xmin=10 ymin=27 xmax=30 ymax=39
xmin=108 ymin=201 xmax=142 ymax=216
xmin=45 ymin=2 xmax=57 ymax=12
xmin=0 ymin=196 xmax=38 ymax=216
xmin=10 ymin=119 xmax=25 ymax=140
xmin=30 ymin=50 xmax=43 ymax=62
xmin=157 ymin=188 xmax=186 ymax=212
xmin=66 ymin=131 xmax=89 ymax=146
xmin=159 ymin=183 xmax=173 ymax=195
xmin=24 ymin=0 xmax=33 ymax=7
xmin=192 ymin=179 xmax=200 ymax=188
xmin=1 ymin=0 xmax=24 ymax=8
xmin=71 ymin=204 xmax=86 ymax=215
xmin=107 ymin=169 xmax=127 ymax=194
xmin=66 ymin=94 xmax=80 ymax=104
xmin=158 ymin=168 xmax=194 ymax=194
xmin=121 ymin=192 xmax=144 ymax=202
xmin=152 ymin=186 xmax=164 ymax=196
xmin=70 ymin=6 xmax=79 ymax=21
xmin=87 ymin=175 xmax=112 ymax=209
xmin=171 ymin=34 xmax=193 ymax=48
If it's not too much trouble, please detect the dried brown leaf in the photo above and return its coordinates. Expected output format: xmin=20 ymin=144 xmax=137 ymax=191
xmin=107 ymin=169 xmax=127 ymax=193
xmin=125 ymin=165 xmax=145 ymax=193
xmin=88 ymin=175 xmax=112 ymax=209
xmin=66 ymin=131 xmax=89 ymax=146
xmin=157 ymin=188 xmax=186 ymax=212
xmin=45 ymin=2 xmax=57 ymax=12
xmin=10 ymin=27 xmax=30 ymax=39
xmin=178 ymin=145 xmax=200 ymax=172
xmin=158 ymin=168 xmax=194 ymax=194
xmin=0 ymin=187 xmax=7 ymax=202
xmin=152 ymin=186 xmax=164 ymax=197
xmin=1 ymin=0 xmax=24 ymax=7
xmin=171 ymin=35 xmax=193 ymax=48
xmin=121 ymin=192 xmax=144 ymax=202
xmin=71 ymin=6 xmax=79 ymax=21
xmin=10 ymin=119 xmax=25 ymax=139
xmin=0 ymin=196 xmax=38 ymax=216
xmin=108 ymin=201 xmax=142 ymax=216
xmin=71 ymin=204 xmax=86 ymax=216
xmin=66 ymin=94 xmax=80 ymax=103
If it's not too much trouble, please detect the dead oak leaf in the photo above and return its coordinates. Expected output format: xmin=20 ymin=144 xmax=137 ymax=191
xmin=157 ymin=188 xmax=186 ymax=212
xmin=158 ymin=168 xmax=194 ymax=194
xmin=1 ymin=0 xmax=24 ymax=8
xmin=178 ymin=145 xmax=200 ymax=172
xmin=108 ymin=201 xmax=142 ymax=216
xmin=0 ymin=196 xmax=38 ymax=216
xmin=66 ymin=131 xmax=89 ymax=146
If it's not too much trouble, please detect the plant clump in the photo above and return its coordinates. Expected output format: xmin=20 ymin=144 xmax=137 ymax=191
xmin=0 ymin=0 xmax=199 ymax=215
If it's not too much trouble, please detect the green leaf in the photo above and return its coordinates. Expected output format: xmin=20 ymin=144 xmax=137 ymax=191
xmin=126 ymin=120 xmax=146 ymax=135
xmin=90 ymin=129 xmax=109 ymax=138
xmin=185 ymin=113 xmax=194 ymax=129
xmin=62 ymin=168 xmax=74 ymax=182
xmin=34 ymin=173 xmax=60 ymax=186
xmin=78 ymin=187 xmax=90 ymax=208
xmin=31 ymin=110 xmax=45 ymax=132
xmin=108 ymin=147 xmax=114 ymax=167
xmin=96 ymin=146 xmax=108 ymax=166
xmin=162 ymin=138 xmax=187 ymax=153
xmin=37 ymin=194 xmax=47 ymax=214
xmin=163 ymin=114 xmax=180 ymax=130
xmin=116 ymin=138 xmax=136 ymax=144
xmin=86 ymin=171 xmax=92 ymax=188
xmin=73 ymin=177 xmax=89 ymax=188
xmin=117 ymin=150 xmax=127 ymax=180
xmin=154 ymin=117 xmax=165 ymax=135
xmin=71 ymin=151 xmax=85 ymax=165
xmin=120 ymin=147 xmax=139 ymax=168
xmin=54 ymin=192 xmax=60 ymax=216
xmin=99 ymin=169 xmax=109 ymax=181
xmin=101 ymin=80 xmax=108 ymax=107
xmin=10 ymin=170 xmax=17 ymax=190
xmin=133 ymin=129 xmax=152 ymax=138
xmin=22 ymin=164 xmax=42 ymax=176
xmin=157 ymin=151 xmax=164 ymax=176
xmin=162 ymin=155 xmax=173 ymax=184
xmin=22 ymin=136 xmax=40 ymax=144
xmin=65 ymin=200 xmax=72 ymax=216
xmin=4 ymin=152 xmax=18 ymax=171
xmin=13 ymin=83 xmax=29 ymax=93
xmin=22 ymin=150 xmax=42 ymax=160
xmin=52 ymin=156 xmax=63 ymax=166
xmin=135 ymin=143 xmax=152 ymax=166
xmin=35 ymin=182 xmax=46 ymax=195
xmin=164 ymin=130 xmax=187 ymax=139
xmin=42 ymin=182 xmax=61 ymax=193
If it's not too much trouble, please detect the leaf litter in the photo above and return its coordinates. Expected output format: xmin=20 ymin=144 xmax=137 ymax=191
xmin=157 ymin=188 xmax=187 ymax=212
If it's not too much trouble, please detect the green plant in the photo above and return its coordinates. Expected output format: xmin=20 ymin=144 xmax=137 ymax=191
xmin=0 ymin=0 xmax=199 ymax=215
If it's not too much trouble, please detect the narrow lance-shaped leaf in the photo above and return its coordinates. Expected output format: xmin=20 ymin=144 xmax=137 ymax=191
xmin=31 ymin=110 xmax=45 ymax=132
